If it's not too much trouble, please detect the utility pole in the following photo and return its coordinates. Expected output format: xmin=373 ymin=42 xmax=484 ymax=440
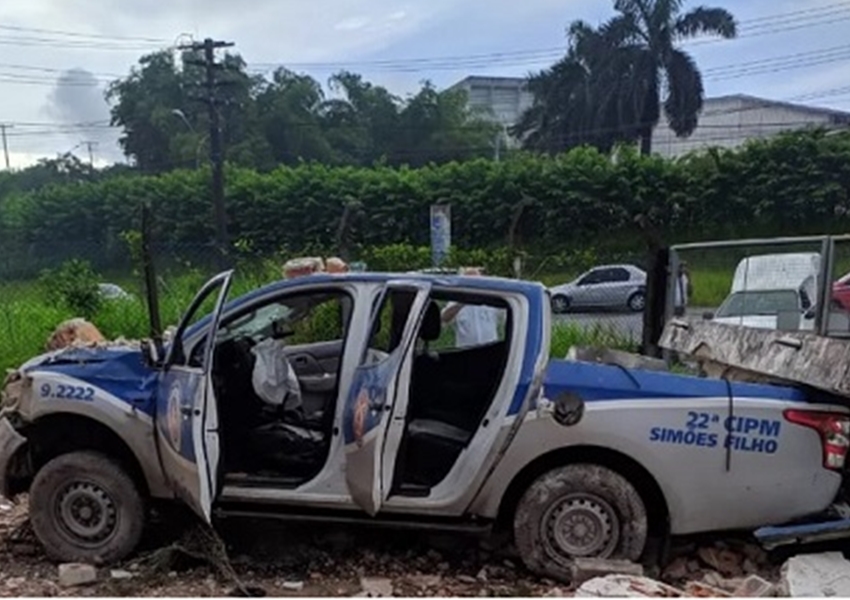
xmin=81 ymin=140 xmax=98 ymax=167
xmin=0 ymin=124 xmax=13 ymax=169
xmin=179 ymin=37 xmax=234 ymax=270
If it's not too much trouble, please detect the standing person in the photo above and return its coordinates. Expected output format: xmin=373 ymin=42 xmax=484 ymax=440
xmin=674 ymin=262 xmax=692 ymax=317
xmin=441 ymin=267 xmax=501 ymax=348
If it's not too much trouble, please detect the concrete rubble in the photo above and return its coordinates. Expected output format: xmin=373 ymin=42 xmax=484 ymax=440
xmin=570 ymin=557 xmax=645 ymax=585
xmin=575 ymin=574 xmax=683 ymax=597
xmin=778 ymin=551 xmax=850 ymax=597
xmin=109 ymin=568 xmax=134 ymax=580
xmin=46 ymin=318 xmax=106 ymax=351
xmin=358 ymin=576 xmax=394 ymax=597
xmin=57 ymin=562 xmax=97 ymax=587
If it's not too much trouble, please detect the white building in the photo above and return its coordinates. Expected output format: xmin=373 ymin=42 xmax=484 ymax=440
xmin=448 ymin=76 xmax=534 ymax=147
xmin=448 ymin=77 xmax=850 ymax=157
xmin=651 ymin=95 xmax=850 ymax=157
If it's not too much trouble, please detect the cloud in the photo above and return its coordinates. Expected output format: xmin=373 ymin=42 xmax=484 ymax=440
xmin=335 ymin=17 xmax=371 ymax=32
xmin=44 ymin=69 xmax=123 ymax=162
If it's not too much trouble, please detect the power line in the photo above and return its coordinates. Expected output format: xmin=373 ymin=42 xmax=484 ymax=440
xmin=0 ymin=23 xmax=169 ymax=43
xmin=248 ymin=4 xmax=850 ymax=72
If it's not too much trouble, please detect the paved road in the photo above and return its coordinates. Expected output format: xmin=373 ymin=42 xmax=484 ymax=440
xmin=554 ymin=308 xmax=707 ymax=342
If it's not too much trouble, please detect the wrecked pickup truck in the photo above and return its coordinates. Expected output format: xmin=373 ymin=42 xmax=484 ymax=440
xmin=1 ymin=270 xmax=848 ymax=580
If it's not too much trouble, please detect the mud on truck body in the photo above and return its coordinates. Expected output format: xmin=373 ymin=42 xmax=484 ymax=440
xmin=0 ymin=271 xmax=848 ymax=581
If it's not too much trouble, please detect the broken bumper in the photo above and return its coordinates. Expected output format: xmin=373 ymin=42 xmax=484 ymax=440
xmin=756 ymin=518 xmax=850 ymax=550
xmin=0 ymin=417 xmax=26 ymax=499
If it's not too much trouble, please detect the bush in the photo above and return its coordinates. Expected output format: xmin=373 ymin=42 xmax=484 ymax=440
xmin=3 ymin=129 xmax=849 ymax=280
xmin=39 ymin=259 xmax=103 ymax=319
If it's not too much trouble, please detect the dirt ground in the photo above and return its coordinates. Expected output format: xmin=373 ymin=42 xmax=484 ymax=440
xmin=0 ymin=494 xmax=786 ymax=597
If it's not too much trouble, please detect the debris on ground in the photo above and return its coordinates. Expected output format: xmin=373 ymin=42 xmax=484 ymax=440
xmin=733 ymin=575 xmax=775 ymax=597
xmin=0 ymin=491 xmax=817 ymax=598
xmin=574 ymin=574 xmax=683 ymax=597
xmin=778 ymin=551 xmax=850 ymax=597
xmin=570 ymin=558 xmax=644 ymax=585
xmin=358 ymin=577 xmax=394 ymax=597
xmin=57 ymin=563 xmax=97 ymax=588
xmin=109 ymin=569 xmax=134 ymax=580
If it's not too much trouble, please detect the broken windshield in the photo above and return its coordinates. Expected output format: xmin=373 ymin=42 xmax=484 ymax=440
xmin=715 ymin=289 xmax=800 ymax=318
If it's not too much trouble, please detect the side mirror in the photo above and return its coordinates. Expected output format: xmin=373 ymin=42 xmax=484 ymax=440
xmin=702 ymin=311 xmax=714 ymax=320
xmin=141 ymin=338 xmax=165 ymax=369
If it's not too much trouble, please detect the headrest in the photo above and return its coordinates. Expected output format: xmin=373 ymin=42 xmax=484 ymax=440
xmin=419 ymin=302 xmax=442 ymax=342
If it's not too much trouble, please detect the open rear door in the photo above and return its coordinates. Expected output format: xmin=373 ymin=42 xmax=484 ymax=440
xmin=343 ymin=280 xmax=432 ymax=515
xmin=156 ymin=270 xmax=233 ymax=522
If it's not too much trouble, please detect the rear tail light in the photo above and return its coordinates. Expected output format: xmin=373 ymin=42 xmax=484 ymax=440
xmin=784 ymin=409 xmax=850 ymax=470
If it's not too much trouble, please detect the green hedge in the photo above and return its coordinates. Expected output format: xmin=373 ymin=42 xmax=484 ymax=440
xmin=2 ymin=129 xmax=849 ymax=278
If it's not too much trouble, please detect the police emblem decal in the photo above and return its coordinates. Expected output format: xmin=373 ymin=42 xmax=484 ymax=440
xmin=353 ymin=386 xmax=370 ymax=444
xmin=166 ymin=383 xmax=182 ymax=449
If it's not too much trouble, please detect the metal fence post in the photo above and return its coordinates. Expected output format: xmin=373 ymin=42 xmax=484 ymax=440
xmin=141 ymin=203 xmax=162 ymax=341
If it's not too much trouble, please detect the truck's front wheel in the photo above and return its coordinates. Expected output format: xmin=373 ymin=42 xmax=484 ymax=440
xmin=29 ymin=451 xmax=145 ymax=564
xmin=514 ymin=464 xmax=647 ymax=581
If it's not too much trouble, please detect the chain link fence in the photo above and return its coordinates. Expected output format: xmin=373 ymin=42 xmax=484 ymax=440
xmin=0 ymin=229 xmax=651 ymax=372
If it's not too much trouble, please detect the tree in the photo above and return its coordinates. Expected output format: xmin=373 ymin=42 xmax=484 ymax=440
xmin=608 ymin=0 xmax=736 ymax=154
xmin=517 ymin=0 xmax=736 ymax=155
xmin=252 ymin=68 xmax=333 ymax=165
xmin=515 ymin=23 xmax=641 ymax=153
xmin=395 ymin=83 xmax=499 ymax=166
xmin=105 ymin=49 xmax=259 ymax=173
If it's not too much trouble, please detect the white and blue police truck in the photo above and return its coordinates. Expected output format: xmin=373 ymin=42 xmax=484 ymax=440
xmin=0 ymin=270 xmax=848 ymax=581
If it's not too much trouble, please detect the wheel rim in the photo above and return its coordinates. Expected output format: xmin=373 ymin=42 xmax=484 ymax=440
xmin=541 ymin=493 xmax=619 ymax=564
xmin=553 ymin=296 xmax=569 ymax=312
xmin=55 ymin=481 xmax=118 ymax=547
xmin=630 ymin=294 xmax=646 ymax=311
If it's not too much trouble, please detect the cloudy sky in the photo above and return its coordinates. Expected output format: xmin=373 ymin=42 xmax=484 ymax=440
xmin=1 ymin=0 xmax=848 ymax=168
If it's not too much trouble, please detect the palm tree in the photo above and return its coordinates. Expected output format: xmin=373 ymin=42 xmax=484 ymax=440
xmin=603 ymin=0 xmax=737 ymax=154
xmin=513 ymin=20 xmax=648 ymax=153
xmin=516 ymin=0 xmax=736 ymax=156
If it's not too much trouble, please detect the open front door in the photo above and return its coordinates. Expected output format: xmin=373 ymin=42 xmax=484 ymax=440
xmin=344 ymin=280 xmax=432 ymax=515
xmin=156 ymin=270 xmax=233 ymax=522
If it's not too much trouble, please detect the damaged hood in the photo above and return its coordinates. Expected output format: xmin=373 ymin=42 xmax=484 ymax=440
xmin=15 ymin=344 xmax=158 ymax=410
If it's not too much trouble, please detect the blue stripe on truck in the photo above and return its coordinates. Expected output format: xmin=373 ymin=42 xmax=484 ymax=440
xmin=543 ymin=359 xmax=808 ymax=403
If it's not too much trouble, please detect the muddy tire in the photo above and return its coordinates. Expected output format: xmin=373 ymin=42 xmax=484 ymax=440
xmin=513 ymin=464 xmax=647 ymax=582
xmin=29 ymin=451 xmax=145 ymax=565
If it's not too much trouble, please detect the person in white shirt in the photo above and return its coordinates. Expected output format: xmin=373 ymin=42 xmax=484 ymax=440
xmin=674 ymin=262 xmax=691 ymax=317
xmin=441 ymin=267 xmax=502 ymax=348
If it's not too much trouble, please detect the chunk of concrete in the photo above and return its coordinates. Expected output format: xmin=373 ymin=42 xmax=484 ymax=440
xmin=575 ymin=575 xmax=682 ymax=597
xmin=684 ymin=581 xmax=731 ymax=597
xmin=58 ymin=563 xmax=97 ymax=587
xmin=408 ymin=575 xmax=442 ymax=589
xmin=779 ymin=552 xmax=850 ymax=597
xmin=359 ymin=577 xmax=394 ymax=597
xmin=733 ymin=575 xmax=775 ymax=598
xmin=109 ymin=569 xmax=133 ymax=580
xmin=571 ymin=558 xmax=645 ymax=585
xmin=282 ymin=581 xmax=304 ymax=591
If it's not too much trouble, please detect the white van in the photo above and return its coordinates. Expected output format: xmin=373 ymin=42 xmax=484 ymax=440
xmin=712 ymin=252 xmax=820 ymax=331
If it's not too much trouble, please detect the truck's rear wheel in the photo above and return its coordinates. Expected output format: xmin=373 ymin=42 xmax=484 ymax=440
xmin=513 ymin=464 xmax=647 ymax=582
xmin=29 ymin=451 xmax=145 ymax=564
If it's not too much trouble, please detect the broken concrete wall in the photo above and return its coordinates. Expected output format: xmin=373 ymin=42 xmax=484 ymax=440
xmin=660 ymin=319 xmax=850 ymax=397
